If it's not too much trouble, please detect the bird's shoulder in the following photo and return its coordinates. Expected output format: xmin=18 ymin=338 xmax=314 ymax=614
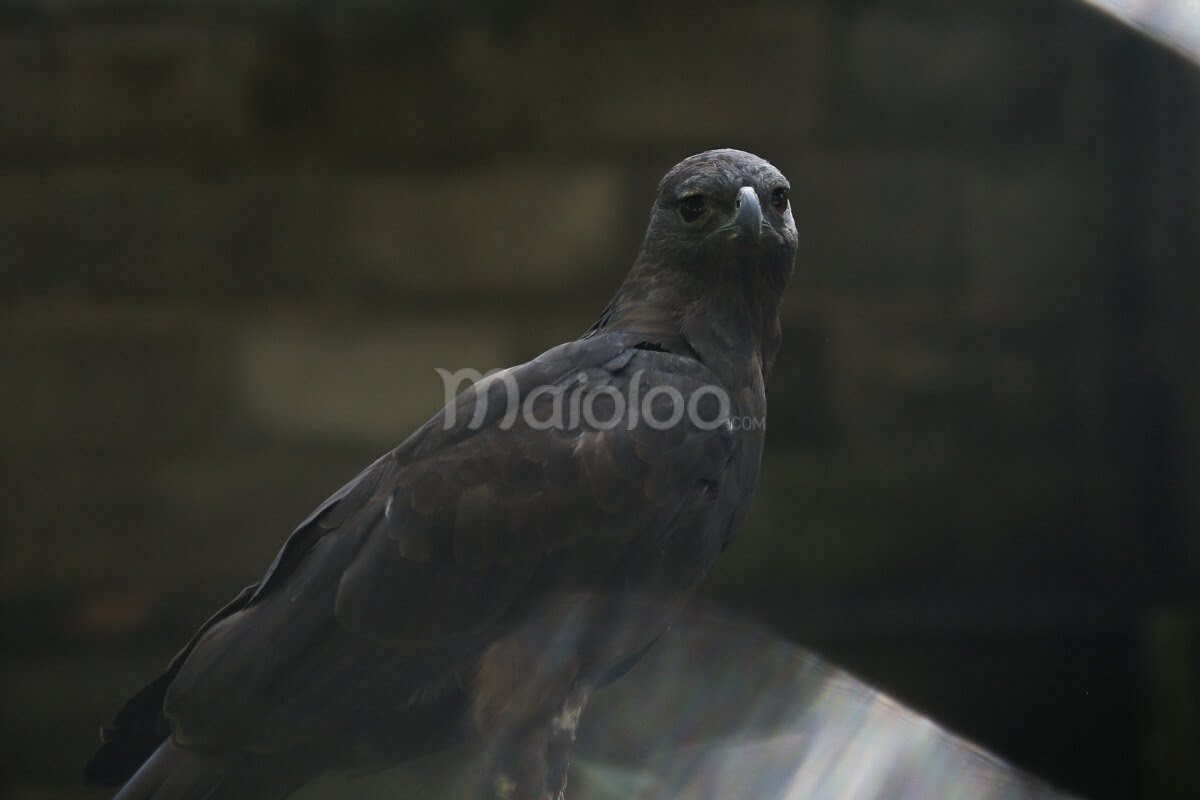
xmin=324 ymin=333 xmax=738 ymax=641
xmin=250 ymin=332 xmax=732 ymax=602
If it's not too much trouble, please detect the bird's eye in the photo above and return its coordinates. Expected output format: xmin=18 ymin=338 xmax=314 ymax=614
xmin=771 ymin=187 xmax=790 ymax=213
xmin=678 ymin=194 xmax=708 ymax=223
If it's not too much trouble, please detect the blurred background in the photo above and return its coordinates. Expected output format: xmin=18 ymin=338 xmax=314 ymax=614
xmin=1 ymin=0 xmax=1198 ymax=798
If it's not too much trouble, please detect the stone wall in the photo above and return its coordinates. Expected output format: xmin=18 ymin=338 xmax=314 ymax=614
xmin=1 ymin=1 xmax=1197 ymax=798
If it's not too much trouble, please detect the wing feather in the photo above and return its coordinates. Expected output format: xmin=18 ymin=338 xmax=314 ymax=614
xmin=119 ymin=334 xmax=738 ymax=756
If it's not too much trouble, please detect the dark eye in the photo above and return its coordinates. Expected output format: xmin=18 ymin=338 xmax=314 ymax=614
xmin=678 ymin=194 xmax=708 ymax=223
xmin=771 ymin=187 xmax=790 ymax=213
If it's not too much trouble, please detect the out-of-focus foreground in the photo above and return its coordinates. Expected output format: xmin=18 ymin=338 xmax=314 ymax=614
xmin=1 ymin=1 xmax=1197 ymax=799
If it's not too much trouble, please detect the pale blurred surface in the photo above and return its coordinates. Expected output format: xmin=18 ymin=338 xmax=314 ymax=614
xmin=1082 ymin=1 xmax=1200 ymax=64
xmin=289 ymin=608 xmax=1075 ymax=799
xmin=1 ymin=1 xmax=1198 ymax=799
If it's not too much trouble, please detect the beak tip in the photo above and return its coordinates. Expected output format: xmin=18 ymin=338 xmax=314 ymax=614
xmin=734 ymin=186 xmax=763 ymax=239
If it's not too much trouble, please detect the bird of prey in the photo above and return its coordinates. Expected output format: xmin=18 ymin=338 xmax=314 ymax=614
xmin=85 ymin=149 xmax=797 ymax=800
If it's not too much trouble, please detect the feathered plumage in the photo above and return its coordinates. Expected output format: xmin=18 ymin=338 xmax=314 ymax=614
xmin=87 ymin=149 xmax=797 ymax=800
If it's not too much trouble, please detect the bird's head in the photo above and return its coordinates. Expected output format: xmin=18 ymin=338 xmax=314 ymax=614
xmin=594 ymin=149 xmax=796 ymax=385
xmin=639 ymin=148 xmax=797 ymax=293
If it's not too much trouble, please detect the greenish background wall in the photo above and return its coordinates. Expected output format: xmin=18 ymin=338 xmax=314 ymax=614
xmin=1 ymin=1 xmax=1197 ymax=798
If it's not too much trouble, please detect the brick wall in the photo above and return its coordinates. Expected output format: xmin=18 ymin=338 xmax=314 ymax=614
xmin=0 ymin=1 xmax=1197 ymax=798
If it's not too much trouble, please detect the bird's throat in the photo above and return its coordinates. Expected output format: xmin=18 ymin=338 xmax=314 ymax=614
xmin=595 ymin=268 xmax=783 ymax=393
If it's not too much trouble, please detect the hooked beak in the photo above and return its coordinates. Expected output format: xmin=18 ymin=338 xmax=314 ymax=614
xmin=733 ymin=185 xmax=762 ymax=240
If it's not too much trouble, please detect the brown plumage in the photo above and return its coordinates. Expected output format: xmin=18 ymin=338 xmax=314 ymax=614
xmin=86 ymin=149 xmax=797 ymax=800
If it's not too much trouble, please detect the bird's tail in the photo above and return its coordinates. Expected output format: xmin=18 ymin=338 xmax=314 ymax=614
xmin=111 ymin=740 xmax=311 ymax=800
